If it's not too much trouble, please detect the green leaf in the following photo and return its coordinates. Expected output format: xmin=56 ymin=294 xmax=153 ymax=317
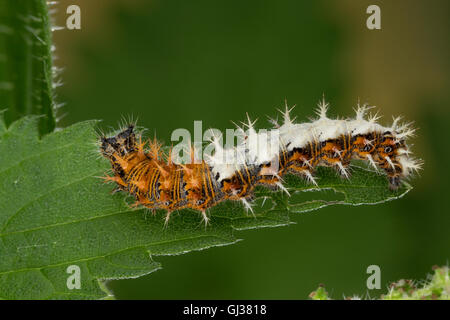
xmin=310 ymin=266 xmax=450 ymax=300
xmin=0 ymin=115 xmax=411 ymax=299
xmin=309 ymin=285 xmax=330 ymax=300
xmin=0 ymin=0 xmax=56 ymax=135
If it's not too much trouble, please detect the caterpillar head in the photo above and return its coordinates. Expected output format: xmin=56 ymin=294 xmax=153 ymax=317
xmin=100 ymin=125 xmax=137 ymax=158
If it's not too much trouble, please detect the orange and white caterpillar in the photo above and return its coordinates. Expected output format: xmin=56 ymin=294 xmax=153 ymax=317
xmin=99 ymin=99 xmax=422 ymax=225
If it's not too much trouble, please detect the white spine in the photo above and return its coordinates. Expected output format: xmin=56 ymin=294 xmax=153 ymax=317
xmin=205 ymin=100 xmax=421 ymax=181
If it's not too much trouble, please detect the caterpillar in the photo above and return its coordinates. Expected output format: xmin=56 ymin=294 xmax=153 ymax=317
xmin=99 ymin=99 xmax=422 ymax=225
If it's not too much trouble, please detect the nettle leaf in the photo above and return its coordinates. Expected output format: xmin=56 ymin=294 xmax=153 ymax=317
xmin=0 ymin=114 xmax=411 ymax=299
xmin=0 ymin=0 xmax=56 ymax=135
xmin=309 ymin=266 xmax=450 ymax=300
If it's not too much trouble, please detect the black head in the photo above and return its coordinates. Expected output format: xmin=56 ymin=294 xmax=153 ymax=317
xmin=100 ymin=125 xmax=137 ymax=157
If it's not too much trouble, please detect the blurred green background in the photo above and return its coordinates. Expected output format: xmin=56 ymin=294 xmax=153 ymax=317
xmin=51 ymin=0 xmax=448 ymax=299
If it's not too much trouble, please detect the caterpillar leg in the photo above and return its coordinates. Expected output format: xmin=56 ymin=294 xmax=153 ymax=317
xmin=388 ymin=174 xmax=401 ymax=190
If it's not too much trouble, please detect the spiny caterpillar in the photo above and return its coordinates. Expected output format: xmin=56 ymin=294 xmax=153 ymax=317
xmin=99 ymin=99 xmax=422 ymax=225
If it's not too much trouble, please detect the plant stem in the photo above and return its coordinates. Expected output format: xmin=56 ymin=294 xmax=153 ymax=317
xmin=0 ymin=0 xmax=56 ymax=135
